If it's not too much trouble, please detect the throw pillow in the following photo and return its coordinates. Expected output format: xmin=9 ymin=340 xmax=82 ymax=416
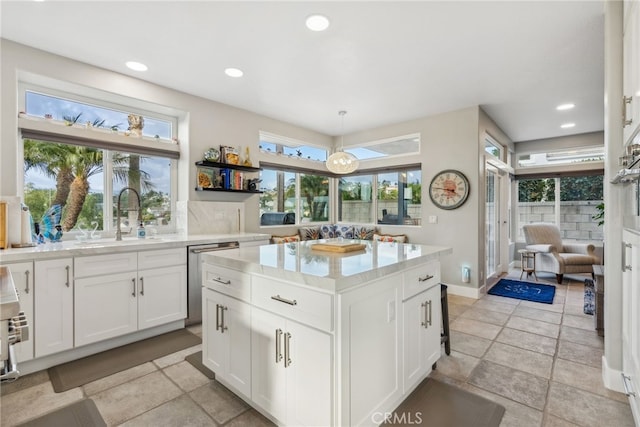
xmin=373 ymin=233 xmax=408 ymax=243
xmin=353 ymin=226 xmax=376 ymax=240
xmin=299 ymin=226 xmax=321 ymax=241
xmin=271 ymin=235 xmax=300 ymax=244
xmin=336 ymin=224 xmax=355 ymax=239
xmin=320 ymin=224 xmax=338 ymax=239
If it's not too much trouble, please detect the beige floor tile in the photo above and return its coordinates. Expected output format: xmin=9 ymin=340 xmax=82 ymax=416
xmin=459 ymin=306 xmax=510 ymax=326
xmin=163 ymin=360 xmax=211 ymax=392
xmin=433 ymin=350 xmax=481 ymax=381
xmin=519 ymin=300 xmax=565 ymax=313
xmin=506 ymin=315 xmax=560 ymax=338
xmin=450 ymin=317 xmax=503 ymax=340
xmin=472 ymin=299 xmax=518 ymax=315
xmin=562 ymin=313 xmax=595 ymax=331
xmin=484 ymin=342 xmax=553 ymax=378
xmin=552 ymin=358 xmax=628 ymax=403
xmin=83 ymin=362 xmax=157 ymax=396
xmin=547 ymin=382 xmax=635 ymax=427
xmin=544 ymin=414 xmax=581 ymax=426
xmin=560 ymin=325 xmax=603 ymax=349
xmin=448 ymin=302 xmax=470 ymax=318
xmin=153 ymin=344 xmax=202 ymax=368
xmin=225 ymin=409 xmax=276 ymax=427
xmin=190 ymin=380 xmax=250 ymax=424
xmin=556 ymin=340 xmax=602 ymax=368
xmin=462 ymin=383 xmax=544 ymax=427
xmin=449 ymin=330 xmax=493 ymax=358
xmin=0 ymin=382 xmax=83 ymax=427
xmin=119 ymin=394 xmax=215 ymax=426
xmin=495 ymin=327 xmax=557 ymax=356
xmin=448 ymin=294 xmax=476 ymax=306
xmin=483 ymin=294 xmax=522 ymax=305
xmin=513 ymin=305 xmax=563 ymax=324
xmin=92 ymin=371 xmax=183 ymax=425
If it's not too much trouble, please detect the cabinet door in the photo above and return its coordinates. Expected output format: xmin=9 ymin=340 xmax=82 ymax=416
xmin=403 ymin=291 xmax=429 ymax=392
xmin=251 ymin=307 xmax=287 ymax=422
xmin=285 ymin=319 xmax=332 ymax=427
xmin=34 ymin=258 xmax=73 ymax=357
xmin=75 ymin=272 xmax=138 ymax=346
xmin=622 ymin=230 xmax=640 ymax=420
xmin=623 ymin=1 xmax=640 ymax=144
xmin=137 ymin=264 xmax=187 ymax=330
xmin=2 ymin=262 xmax=34 ymax=362
xmin=202 ymin=288 xmax=251 ymax=398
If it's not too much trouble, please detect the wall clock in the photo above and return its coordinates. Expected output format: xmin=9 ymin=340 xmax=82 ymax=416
xmin=428 ymin=169 xmax=470 ymax=210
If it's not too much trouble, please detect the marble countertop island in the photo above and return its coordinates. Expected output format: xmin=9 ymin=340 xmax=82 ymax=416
xmin=202 ymin=239 xmax=452 ymax=292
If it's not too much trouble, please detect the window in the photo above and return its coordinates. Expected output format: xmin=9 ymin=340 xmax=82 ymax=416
xmin=517 ymin=147 xmax=604 ymax=168
xmin=516 ymin=174 xmax=603 ymax=242
xmin=339 ymin=175 xmax=373 ymax=223
xmin=259 ymin=132 xmax=327 ymax=162
xmin=344 ymin=134 xmax=420 ymax=161
xmin=21 ymin=85 xmax=178 ymax=237
xmin=259 ymin=168 xmax=329 ymax=225
xmin=377 ymin=169 xmax=422 ymax=225
xmin=484 ymin=136 xmax=503 ymax=160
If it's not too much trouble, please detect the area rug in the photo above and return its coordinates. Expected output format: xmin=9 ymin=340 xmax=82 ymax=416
xmin=388 ymin=378 xmax=505 ymax=427
xmin=488 ymin=279 xmax=555 ymax=304
xmin=185 ymin=350 xmax=215 ymax=379
xmin=48 ymin=329 xmax=201 ymax=392
xmin=584 ymin=279 xmax=595 ymax=315
xmin=17 ymin=399 xmax=106 ymax=427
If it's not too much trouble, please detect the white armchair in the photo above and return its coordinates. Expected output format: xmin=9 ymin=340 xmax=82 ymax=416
xmin=522 ymin=223 xmax=600 ymax=284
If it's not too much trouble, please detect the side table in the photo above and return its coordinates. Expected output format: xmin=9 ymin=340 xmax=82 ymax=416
xmin=518 ymin=249 xmax=538 ymax=281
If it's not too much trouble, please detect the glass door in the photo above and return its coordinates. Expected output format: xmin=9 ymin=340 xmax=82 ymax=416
xmin=486 ymin=164 xmax=500 ymax=282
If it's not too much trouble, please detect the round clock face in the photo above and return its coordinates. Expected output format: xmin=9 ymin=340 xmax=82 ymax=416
xmin=429 ymin=170 xmax=470 ymax=210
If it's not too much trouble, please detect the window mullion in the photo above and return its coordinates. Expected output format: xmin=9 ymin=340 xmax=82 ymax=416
xmin=554 ymin=177 xmax=561 ymax=226
xmin=104 ymin=150 xmax=114 ymax=235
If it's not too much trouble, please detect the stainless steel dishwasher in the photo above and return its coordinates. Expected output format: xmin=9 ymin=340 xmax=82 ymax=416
xmin=186 ymin=241 xmax=239 ymax=325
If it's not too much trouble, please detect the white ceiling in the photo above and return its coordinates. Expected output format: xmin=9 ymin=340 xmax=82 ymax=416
xmin=0 ymin=1 xmax=605 ymax=142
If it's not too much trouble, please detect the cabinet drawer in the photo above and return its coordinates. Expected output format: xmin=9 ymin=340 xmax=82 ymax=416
xmin=252 ymin=275 xmax=333 ymax=332
xmin=203 ymin=263 xmax=251 ymax=302
xmin=75 ymin=252 xmax=137 ymax=278
xmin=402 ymin=261 xmax=440 ymax=300
xmin=138 ymin=247 xmax=186 ymax=270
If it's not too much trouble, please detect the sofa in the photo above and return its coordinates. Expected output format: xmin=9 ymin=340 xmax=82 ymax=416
xmin=270 ymin=223 xmax=408 ymax=244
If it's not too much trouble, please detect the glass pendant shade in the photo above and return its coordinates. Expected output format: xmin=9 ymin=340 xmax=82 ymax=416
xmin=326 ymin=151 xmax=359 ymax=174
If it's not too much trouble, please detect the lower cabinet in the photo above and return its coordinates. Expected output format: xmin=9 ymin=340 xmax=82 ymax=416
xmin=202 ymin=288 xmax=252 ymax=398
xmin=622 ymin=229 xmax=640 ymax=421
xmin=1 ymin=262 xmax=34 ymax=362
xmin=402 ymin=284 xmax=441 ymax=393
xmin=251 ymin=307 xmax=332 ymax=427
xmin=137 ymin=264 xmax=187 ymax=330
xmin=34 ymin=258 xmax=73 ymax=357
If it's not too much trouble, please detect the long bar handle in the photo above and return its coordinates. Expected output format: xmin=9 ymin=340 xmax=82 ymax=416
xmin=213 ymin=277 xmax=231 ymax=285
xmin=271 ymin=295 xmax=297 ymax=306
xmin=131 ymin=278 xmax=136 ymax=297
xmin=275 ymin=328 xmax=283 ymax=363
xmin=139 ymin=276 xmax=144 ymax=295
xmin=427 ymin=300 xmax=432 ymax=327
xmin=418 ymin=274 xmax=434 ymax=282
xmin=24 ymin=270 xmax=30 ymax=294
xmin=220 ymin=306 xmax=228 ymax=333
xmin=622 ymin=373 xmax=636 ymax=397
xmin=623 ymin=242 xmax=632 ymax=272
xmin=284 ymin=332 xmax=292 ymax=368
xmin=421 ymin=301 xmax=427 ymax=327
xmin=65 ymin=265 xmax=70 ymax=287
xmin=216 ymin=304 xmax=221 ymax=331
xmin=624 ymin=96 xmax=633 ymax=127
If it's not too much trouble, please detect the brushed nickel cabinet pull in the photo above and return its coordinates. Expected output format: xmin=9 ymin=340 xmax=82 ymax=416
xmin=216 ymin=304 xmax=221 ymax=331
xmin=213 ymin=277 xmax=231 ymax=285
xmin=139 ymin=277 xmax=144 ymax=295
xmin=622 ymin=373 xmax=636 ymax=397
xmin=418 ymin=274 xmax=434 ymax=282
xmin=220 ymin=306 xmax=228 ymax=333
xmin=131 ymin=278 xmax=136 ymax=297
xmin=624 ymin=96 xmax=633 ymax=127
xmin=421 ymin=301 xmax=427 ymax=327
xmin=427 ymin=300 xmax=432 ymax=327
xmin=24 ymin=270 xmax=30 ymax=294
xmin=65 ymin=265 xmax=70 ymax=287
xmin=623 ymin=242 xmax=632 ymax=272
xmin=271 ymin=295 xmax=297 ymax=306
xmin=275 ymin=329 xmax=283 ymax=363
xmin=284 ymin=332 xmax=292 ymax=368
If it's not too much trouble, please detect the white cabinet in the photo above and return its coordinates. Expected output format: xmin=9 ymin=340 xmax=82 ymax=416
xmin=402 ymin=284 xmax=441 ymax=393
xmin=202 ymin=288 xmax=252 ymax=398
xmin=622 ymin=229 xmax=640 ymax=421
xmin=74 ymin=248 xmax=186 ymax=347
xmin=623 ymin=0 xmax=640 ymax=144
xmin=1 ymin=262 xmax=34 ymax=362
xmin=34 ymin=258 xmax=73 ymax=357
xmin=251 ymin=307 xmax=332 ymax=427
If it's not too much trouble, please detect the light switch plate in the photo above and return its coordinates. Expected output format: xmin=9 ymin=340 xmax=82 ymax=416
xmin=428 ymin=215 xmax=438 ymax=224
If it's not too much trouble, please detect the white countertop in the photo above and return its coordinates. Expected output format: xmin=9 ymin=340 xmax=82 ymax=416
xmin=202 ymin=240 xmax=452 ymax=292
xmin=0 ymin=233 xmax=271 ymax=263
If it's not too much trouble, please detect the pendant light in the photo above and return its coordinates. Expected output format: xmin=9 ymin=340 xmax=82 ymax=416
xmin=326 ymin=110 xmax=359 ymax=174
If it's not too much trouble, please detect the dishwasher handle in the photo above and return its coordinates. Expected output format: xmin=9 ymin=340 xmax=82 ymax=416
xmin=190 ymin=243 xmax=239 ymax=254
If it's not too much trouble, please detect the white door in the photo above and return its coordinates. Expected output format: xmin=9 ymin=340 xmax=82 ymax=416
xmin=137 ymin=264 xmax=186 ymax=330
xmin=485 ymin=157 xmax=511 ymax=285
xmin=34 ymin=258 xmax=73 ymax=357
xmin=75 ymin=272 xmax=138 ymax=346
xmin=3 ymin=262 xmax=34 ymax=362
xmin=622 ymin=230 xmax=640 ymax=422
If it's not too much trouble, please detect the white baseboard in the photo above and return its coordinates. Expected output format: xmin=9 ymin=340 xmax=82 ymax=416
xmin=602 ymin=355 xmax=625 ymax=393
xmin=444 ymin=282 xmax=482 ymax=299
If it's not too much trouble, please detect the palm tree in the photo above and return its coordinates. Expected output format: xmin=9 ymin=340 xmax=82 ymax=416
xmin=24 ymin=140 xmax=74 ymax=208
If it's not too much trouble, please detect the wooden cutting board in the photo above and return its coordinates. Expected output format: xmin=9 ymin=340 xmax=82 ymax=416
xmin=311 ymin=242 xmax=366 ymax=253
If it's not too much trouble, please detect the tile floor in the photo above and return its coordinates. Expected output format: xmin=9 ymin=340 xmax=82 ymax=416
xmin=0 ymin=270 xmax=635 ymax=426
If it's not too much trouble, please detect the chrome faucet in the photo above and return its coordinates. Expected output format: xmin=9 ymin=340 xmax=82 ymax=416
xmin=116 ymin=187 xmax=142 ymax=241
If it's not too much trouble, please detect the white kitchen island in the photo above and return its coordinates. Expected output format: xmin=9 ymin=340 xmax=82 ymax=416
xmin=201 ymin=239 xmax=451 ymax=427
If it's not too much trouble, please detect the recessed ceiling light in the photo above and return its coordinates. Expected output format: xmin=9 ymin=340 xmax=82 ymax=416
xmin=561 ymin=123 xmax=576 ymax=129
xmin=556 ymin=103 xmax=575 ymax=111
xmin=306 ymin=14 xmax=330 ymax=31
xmin=125 ymin=61 xmax=148 ymax=72
xmin=225 ymin=68 xmax=244 ymax=78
